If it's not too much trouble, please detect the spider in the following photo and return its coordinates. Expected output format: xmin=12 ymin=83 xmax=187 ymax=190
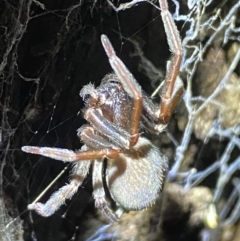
xmin=22 ymin=0 xmax=183 ymax=221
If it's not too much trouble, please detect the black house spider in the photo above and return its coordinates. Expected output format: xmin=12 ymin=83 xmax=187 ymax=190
xmin=22 ymin=0 xmax=183 ymax=221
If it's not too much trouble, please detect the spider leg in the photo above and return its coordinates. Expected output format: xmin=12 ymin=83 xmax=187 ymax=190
xmin=84 ymin=108 xmax=130 ymax=149
xmin=21 ymin=145 xmax=119 ymax=161
xmin=101 ymin=35 xmax=142 ymax=147
xmin=156 ymin=0 xmax=184 ymax=129
xmin=79 ymin=125 xmax=119 ymax=150
xmin=27 ymin=147 xmax=91 ymax=217
xmin=93 ymin=160 xmax=119 ymax=222
xmin=141 ymin=77 xmax=183 ymax=133
xmin=80 ymin=125 xmax=122 ymax=221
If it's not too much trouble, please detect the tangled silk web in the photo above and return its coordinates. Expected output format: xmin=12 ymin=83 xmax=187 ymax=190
xmin=0 ymin=0 xmax=240 ymax=241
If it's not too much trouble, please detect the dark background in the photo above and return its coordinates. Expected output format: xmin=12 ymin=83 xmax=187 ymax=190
xmin=1 ymin=1 xmax=240 ymax=241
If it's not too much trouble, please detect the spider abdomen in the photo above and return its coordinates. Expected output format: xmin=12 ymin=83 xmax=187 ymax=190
xmin=106 ymin=137 xmax=168 ymax=211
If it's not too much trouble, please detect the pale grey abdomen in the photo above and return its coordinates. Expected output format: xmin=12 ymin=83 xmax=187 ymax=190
xmin=106 ymin=137 xmax=168 ymax=210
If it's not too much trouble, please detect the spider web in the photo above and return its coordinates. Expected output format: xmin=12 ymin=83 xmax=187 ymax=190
xmin=0 ymin=0 xmax=240 ymax=241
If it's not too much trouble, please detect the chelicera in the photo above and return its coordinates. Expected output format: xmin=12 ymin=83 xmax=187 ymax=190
xmin=22 ymin=0 xmax=183 ymax=221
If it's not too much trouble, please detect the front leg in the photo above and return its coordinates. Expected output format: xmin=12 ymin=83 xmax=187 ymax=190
xmin=92 ymin=160 xmax=119 ymax=222
xmin=141 ymin=0 xmax=184 ymax=133
xmin=101 ymin=35 xmax=142 ymax=147
xmin=157 ymin=0 xmax=184 ymax=127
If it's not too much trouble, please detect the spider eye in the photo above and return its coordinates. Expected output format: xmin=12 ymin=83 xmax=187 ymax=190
xmin=102 ymin=74 xmax=120 ymax=85
xmin=108 ymin=79 xmax=120 ymax=84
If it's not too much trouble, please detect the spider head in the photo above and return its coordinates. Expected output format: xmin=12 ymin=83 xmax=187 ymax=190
xmin=80 ymin=74 xmax=124 ymax=109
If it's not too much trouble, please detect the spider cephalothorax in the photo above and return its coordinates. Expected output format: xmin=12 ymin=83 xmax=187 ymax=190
xmin=22 ymin=0 xmax=183 ymax=221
